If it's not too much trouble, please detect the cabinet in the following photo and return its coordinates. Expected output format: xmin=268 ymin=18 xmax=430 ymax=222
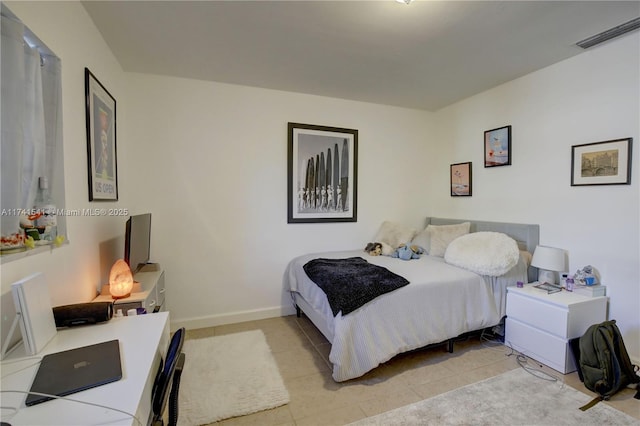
xmin=93 ymin=264 xmax=165 ymax=315
xmin=505 ymin=283 xmax=607 ymax=374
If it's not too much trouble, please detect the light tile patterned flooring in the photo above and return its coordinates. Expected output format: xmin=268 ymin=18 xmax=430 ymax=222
xmin=185 ymin=315 xmax=640 ymax=425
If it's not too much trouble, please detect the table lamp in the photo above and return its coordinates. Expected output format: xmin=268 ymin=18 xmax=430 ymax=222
xmin=109 ymin=259 xmax=134 ymax=299
xmin=531 ymin=245 xmax=567 ymax=285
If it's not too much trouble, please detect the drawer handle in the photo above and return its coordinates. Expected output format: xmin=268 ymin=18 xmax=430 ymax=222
xmin=159 ymin=288 xmax=166 ymax=294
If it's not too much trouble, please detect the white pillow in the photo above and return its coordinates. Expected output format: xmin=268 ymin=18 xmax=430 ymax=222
xmin=411 ymin=228 xmax=431 ymax=254
xmin=444 ymin=231 xmax=519 ymax=276
xmin=374 ymin=221 xmax=416 ymax=249
xmin=427 ymin=222 xmax=471 ymax=257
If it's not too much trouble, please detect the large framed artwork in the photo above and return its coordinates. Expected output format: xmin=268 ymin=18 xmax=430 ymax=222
xmin=451 ymin=162 xmax=472 ymax=197
xmin=484 ymin=125 xmax=511 ymax=167
xmin=571 ymin=138 xmax=632 ymax=186
xmin=85 ymin=68 xmax=118 ymax=201
xmin=288 ymin=122 xmax=358 ymax=223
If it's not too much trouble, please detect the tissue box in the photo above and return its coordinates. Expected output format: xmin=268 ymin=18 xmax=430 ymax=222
xmin=573 ymin=285 xmax=606 ymax=297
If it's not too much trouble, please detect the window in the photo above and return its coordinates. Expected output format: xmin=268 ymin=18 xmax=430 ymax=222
xmin=1 ymin=4 xmax=66 ymax=261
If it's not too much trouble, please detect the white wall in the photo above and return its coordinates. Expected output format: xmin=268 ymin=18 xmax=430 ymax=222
xmin=2 ymin=2 xmax=637 ymax=363
xmin=1 ymin=2 xmax=132 ymax=310
xmin=124 ymin=74 xmax=434 ymax=328
xmin=432 ymin=33 xmax=640 ymax=359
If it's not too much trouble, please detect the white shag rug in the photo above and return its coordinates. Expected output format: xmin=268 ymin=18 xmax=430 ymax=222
xmin=178 ymin=330 xmax=289 ymax=426
xmin=349 ymin=367 xmax=638 ymax=425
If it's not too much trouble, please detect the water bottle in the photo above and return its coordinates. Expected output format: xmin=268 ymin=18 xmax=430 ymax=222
xmin=566 ymin=276 xmax=574 ymax=292
xmin=34 ymin=176 xmax=57 ymax=242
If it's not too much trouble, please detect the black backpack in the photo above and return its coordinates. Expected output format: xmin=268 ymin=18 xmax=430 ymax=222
xmin=577 ymin=320 xmax=639 ymax=410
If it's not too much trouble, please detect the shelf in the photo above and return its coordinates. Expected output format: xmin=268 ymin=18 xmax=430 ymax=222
xmin=0 ymin=241 xmax=68 ymax=265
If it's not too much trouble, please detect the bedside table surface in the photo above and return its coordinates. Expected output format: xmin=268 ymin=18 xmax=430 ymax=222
xmin=507 ymin=283 xmax=606 ymax=307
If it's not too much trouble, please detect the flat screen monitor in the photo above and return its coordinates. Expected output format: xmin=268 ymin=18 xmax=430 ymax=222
xmin=124 ymin=213 xmax=151 ymax=274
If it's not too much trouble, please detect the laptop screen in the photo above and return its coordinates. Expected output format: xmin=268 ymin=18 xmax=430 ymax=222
xmin=26 ymin=339 xmax=122 ymax=406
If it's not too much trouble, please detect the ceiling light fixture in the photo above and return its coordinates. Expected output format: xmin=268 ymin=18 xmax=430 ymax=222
xmin=576 ymin=17 xmax=640 ymax=49
xmin=396 ymin=0 xmax=414 ymax=5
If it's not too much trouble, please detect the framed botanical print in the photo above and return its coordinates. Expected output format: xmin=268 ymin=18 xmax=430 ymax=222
xmin=451 ymin=162 xmax=472 ymax=197
xmin=85 ymin=68 xmax=118 ymax=201
xmin=288 ymin=122 xmax=358 ymax=223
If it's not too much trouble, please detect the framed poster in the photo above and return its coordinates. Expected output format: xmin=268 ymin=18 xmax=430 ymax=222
xmin=85 ymin=68 xmax=118 ymax=201
xmin=484 ymin=125 xmax=511 ymax=167
xmin=451 ymin=162 xmax=472 ymax=196
xmin=288 ymin=122 xmax=358 ymax=223
xmin=571 ymin=138 xmax=632 ymax=186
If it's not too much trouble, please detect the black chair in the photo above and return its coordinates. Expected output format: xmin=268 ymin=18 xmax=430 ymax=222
xmin=152 ymin=327 xmax=186 ymax=426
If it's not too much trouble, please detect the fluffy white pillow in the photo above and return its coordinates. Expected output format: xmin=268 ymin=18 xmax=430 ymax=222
xmin=374 ymin=221 xmax=416 ymax=249
xmin=444 ymin=231 xmax=519 ymax=276
xmin=427 ymin=222 xmax=471 ymax=257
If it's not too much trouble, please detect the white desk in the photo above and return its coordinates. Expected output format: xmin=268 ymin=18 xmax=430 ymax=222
xmin=1 ymin=312 xmax=170 ymax=425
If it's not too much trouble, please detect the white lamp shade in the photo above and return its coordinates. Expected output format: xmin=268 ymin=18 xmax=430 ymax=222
xmin=531 ymin=245 xmax=567 ymax=284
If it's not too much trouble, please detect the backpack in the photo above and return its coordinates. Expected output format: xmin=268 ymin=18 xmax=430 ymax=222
xmin=577 ymin=319 xmax=639 ymax=410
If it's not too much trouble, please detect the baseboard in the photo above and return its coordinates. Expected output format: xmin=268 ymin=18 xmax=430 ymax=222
xmin=170 ymin=304 xmax=297 ymax=332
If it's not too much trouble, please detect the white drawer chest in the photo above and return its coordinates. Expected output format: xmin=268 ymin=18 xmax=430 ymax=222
xmin=505 ymin=283 xmax=607 ymax=374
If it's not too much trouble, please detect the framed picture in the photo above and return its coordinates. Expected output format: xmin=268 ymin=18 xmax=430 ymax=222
xmin=571 ymin=138 xmax=632 ymax=186
xmin=451 ymin=162 xmax=472 ymax=196
xmin=85 ymin=68 xmax=118 ymax=201
xmin=484 ymin=125 xmax=512 ymax=167
xmin=288 ymin=122 xmax=358 ymax=223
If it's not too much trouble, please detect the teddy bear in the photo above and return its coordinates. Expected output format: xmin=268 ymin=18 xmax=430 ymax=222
xmin=364 ymin=242 xmax=383 ymax=256
xmin=392 ymin=243 xmax=425 ymax=260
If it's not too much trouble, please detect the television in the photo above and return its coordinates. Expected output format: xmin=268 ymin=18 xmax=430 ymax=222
xmin=124 ymin=213 xmax=152 ymax=274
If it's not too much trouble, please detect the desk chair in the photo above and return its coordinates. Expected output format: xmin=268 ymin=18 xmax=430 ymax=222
xmin=152 ymin=327 xmax=186 ymax=426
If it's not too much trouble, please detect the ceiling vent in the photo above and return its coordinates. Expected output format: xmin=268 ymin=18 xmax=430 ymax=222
xmin=576 ymin=17 xmax=640 ymax=49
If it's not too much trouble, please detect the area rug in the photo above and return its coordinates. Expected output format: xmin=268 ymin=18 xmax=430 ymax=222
xmin=177 ymin=330 xmax=289 ymax=425
xmin=349 ymin=368 xmax=638 ymax=425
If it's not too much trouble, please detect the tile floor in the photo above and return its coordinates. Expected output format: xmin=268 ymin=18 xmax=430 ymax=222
xmin=185 ymin=314 xmax=640 ymax=425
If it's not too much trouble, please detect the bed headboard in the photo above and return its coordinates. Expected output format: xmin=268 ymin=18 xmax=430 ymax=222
xmin=425 ymin=217 xmax=540 ymax=282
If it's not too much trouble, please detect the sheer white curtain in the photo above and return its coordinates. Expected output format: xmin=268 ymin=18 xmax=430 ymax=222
xmin=1 ymin=11 xmax=61 ymax=237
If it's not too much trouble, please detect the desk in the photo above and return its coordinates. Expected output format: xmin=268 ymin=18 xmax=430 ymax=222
xmin=1 ymin=312 xmax=169 ymax=425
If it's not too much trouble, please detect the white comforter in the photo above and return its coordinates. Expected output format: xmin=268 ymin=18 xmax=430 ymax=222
xmin=285 ymin=250 xmax=527 ymax=382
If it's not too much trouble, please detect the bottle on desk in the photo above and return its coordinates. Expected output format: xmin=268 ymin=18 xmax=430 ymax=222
xmin=565 ymin=275 xmax=574 ymax=291
xmin=34 ymin=176 xmax=57 ymax=243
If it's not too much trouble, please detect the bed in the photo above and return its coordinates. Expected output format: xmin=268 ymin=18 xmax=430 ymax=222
xmin=284 ymin=217 xmax=540 ymax=382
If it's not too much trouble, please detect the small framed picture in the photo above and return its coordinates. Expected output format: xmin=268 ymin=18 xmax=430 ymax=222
xmin=484 ymin=125 xmax=511 ymax=167
xmin=571 ymin=138 xmax=632 ymax=186
xmin=85 ymin=68 xmax=118 ymax=201
xmin=287 ymin=122 xmax=358 ymax=223
xmin=451 ymin=162 xmax=472 ymax=197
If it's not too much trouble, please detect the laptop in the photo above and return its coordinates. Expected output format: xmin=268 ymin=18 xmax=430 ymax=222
xmin=26 ymin=339 xmax=122 ymax=406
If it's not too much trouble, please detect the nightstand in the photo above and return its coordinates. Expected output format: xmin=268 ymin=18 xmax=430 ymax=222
xmin=505 ymin=283 xmax=607 ymax=374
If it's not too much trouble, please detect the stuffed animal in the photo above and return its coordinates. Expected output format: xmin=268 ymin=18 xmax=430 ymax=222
xmin=392 ymin=243 xmax=425 ymax=260
xmin=364 ymin=242 xmax=383 ymax=256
